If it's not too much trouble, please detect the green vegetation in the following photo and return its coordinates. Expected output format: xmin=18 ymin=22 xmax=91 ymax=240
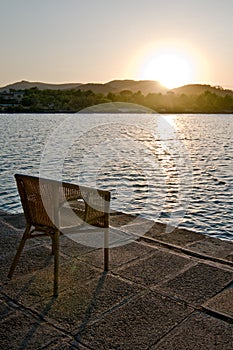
xmin=1 ymin=87 xmax=233 ymax=113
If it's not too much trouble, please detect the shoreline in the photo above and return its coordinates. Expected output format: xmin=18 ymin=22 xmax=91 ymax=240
xmin=1 ymin=209 xmax=233 ymax=266
xmin=1 ymin=111 xmax=233 ymax=115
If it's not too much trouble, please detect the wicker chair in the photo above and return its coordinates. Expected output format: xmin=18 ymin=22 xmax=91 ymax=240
xmin=8 ymin=174 xmax=111 ymax=296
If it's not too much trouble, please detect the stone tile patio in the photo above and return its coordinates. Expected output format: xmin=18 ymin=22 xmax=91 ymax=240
xmin=0 ymin=211 xmax=233 ymax=349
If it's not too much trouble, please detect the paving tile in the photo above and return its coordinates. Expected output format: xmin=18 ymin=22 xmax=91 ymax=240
xmin=31 ymin=273 xmax=143 ymax=334
xmin=0 ymin=297 xmax=15 ymax=321
xmin=62 ymin=226 xmax=136 ymax=249
xmin=70 ymin=340 xmax=93 ymax=349
xmin=78 ymin=291 xmax=193 ymax=350
xmin=145 ymin=224 xmax=205 ymax=245
xmin=226 ymin=253 xmax=233 ymax=262
xmin=110 ymin=213 xmax=137 ymax=227
xmin=59 ymin=235 xmax=97 ymax=258
xmin=116 ymin=250 xmax=192 ymax=287
xmin=203 ymin=287 xmax=233 ymax=319
xmin=0 ymin=212 xmax=26 ymax=229
xmin=1 ymin=272 xmax=46 ymax=306
xmin=187 ymin=237 xmax=233 ymax=260
xmin=0 ymin=219 xmax=22 ymax=236
xmin=0 ymin=221 xmax=27 ymax=259
xmin=143 ymin=221 xmax=167 ymax=237
xmin=2 ymin=259 xmax=100 ymax=307
xmin=81 ymin=241 xmax=155 ymax=269
xmin=0 ymin=245 xmax=60 ymax=286
xmin=44 ymin=338 xmax=89 ymax=349
xmin=1 ymin=245 xmax=55 ymax=275
xmin=0 ymin=309 xmax=68 ymax=350
xmin=0 ymin=232 xmax=22 ymax=258
xmin=157 ymin=263 xmax=233 ymax=306
xmin=151 ymin=311 xmax=233 ymax=349
xmin=116 ymin=217 xmax=156 ymax=238
xmin=57 ymin=259 xmax=103 ymax=294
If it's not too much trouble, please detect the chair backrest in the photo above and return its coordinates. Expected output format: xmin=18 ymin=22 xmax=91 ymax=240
xmin=15 ymin=174 xmax=110 ymax=229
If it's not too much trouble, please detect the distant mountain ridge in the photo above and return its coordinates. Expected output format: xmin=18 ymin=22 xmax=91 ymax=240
xmin=0 ymin=80 xmax=83 ymax=91
xmin=171 ymin=84 xmax=233 ymax=96
xmin=0 ymin=80 xmax=232 ymax=96
xmin=0 ymin=79 xmax=167 ymax=94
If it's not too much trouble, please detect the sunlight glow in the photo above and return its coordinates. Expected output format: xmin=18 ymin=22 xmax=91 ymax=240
xmin=142 ymin=52 xmax=193 ymax=89
xmin=135 ymin=41 xmax=198 ymax=89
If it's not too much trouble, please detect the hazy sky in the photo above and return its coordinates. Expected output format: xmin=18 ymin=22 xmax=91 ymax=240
xmin=0 ymin=0 xmax=232 ymax=88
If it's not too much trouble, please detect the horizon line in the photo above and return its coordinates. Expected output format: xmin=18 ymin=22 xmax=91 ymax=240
xmin=0 ymin=79 xmax=232 ymax=91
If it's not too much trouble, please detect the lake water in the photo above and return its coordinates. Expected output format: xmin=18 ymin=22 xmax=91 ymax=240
xmin=0 ymin=113 xmax=232 ymax=241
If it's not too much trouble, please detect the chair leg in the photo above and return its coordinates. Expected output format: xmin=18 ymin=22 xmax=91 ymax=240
xmin=51 ymin=233 xmax=55 ymax=255
xmin=53 ymin=229 xmax=60 ymax=297
xmin=104 ymin=247 xmax=109 ymax=271
xmin=8 ymin=224 xmax=31 ymax=279
xmin=104 ymin=228 xmax=109 ymax=271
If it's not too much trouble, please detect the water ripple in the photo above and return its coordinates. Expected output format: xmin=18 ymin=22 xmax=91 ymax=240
xmin=0 ymin=113 xmax=233 ymax=241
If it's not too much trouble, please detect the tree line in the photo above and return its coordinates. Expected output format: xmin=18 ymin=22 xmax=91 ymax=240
xmin=2 ymin=87 xmax=233 ymax=113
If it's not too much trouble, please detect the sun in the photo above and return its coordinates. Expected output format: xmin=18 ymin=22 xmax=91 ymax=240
xmin=141 ymin=52 xmax=193 ymax=89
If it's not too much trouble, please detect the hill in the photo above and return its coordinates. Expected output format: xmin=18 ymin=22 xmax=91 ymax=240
xmin=104 ymin=80 xmax=167 ymax=94
xmin=0 ymin=79 xmax=167 ymax=95
xmin=171 ymin=84 xmax=233 ymax=96
xmin=0 ymin=80 xmax=83 ymax=92
xmin=1 ymin=80 xmax=232 ymax=98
